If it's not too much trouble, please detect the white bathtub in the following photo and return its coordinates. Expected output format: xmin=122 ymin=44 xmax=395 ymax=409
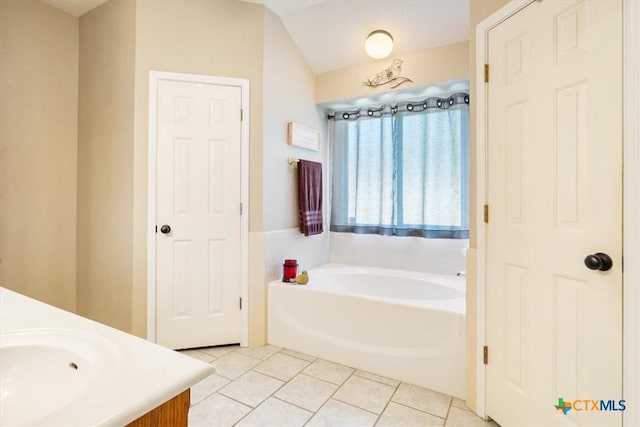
xmin=267 ymin=263 xmax=466 ymax=398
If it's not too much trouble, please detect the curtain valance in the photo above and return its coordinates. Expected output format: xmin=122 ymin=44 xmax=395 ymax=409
xmin=328 ymin=92 xmax=470 ymax=121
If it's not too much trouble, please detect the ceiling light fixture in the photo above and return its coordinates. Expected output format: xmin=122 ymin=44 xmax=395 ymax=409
xmin=365 ymin=30 xmax=394 ymax=59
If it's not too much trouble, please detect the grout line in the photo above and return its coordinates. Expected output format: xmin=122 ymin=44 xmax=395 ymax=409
xmin=179 ymin=349 xmax=217 ymax=363
xmin=271 ymin=395 xmax=316 ymax=415
xmin=302 ymin=401 xmax=325 ymax=426
xmin=329 ymin=397 xmax=384 ymax=417
xmin=373 ymin=380 xmax=402 ymax=426
xmin=213 ymin=391 xmax=254 ymax=410
xmin=250 ymin=366 xmax=307 ymax=384
xmin=386 ymin=399 xmax=447 ymax=421
xmin=228 ymin=347 xmax=267 ymax=361
xmin=351 ymin=370 xmax=401 ymax=388
xmin=301 ymin=367 xmax=358 ymax=426
xmin=234 ymin=345 xmax=283 ymax=361
xmin=227 ymin=359 xmax=301 ymax=425
xmin=315 ymin=366 xmax=387 ymax=420
xmin=328 ymin=375 xmax=395 ymax=417
xmin=277 ymin=347 xmax=318 ymax=363
xmin=442 ymin=396 xmax=453 ymax=425
xmin=249 ymin=352 xmax=312 ymax=383
xmin=218 ymin=374 xmax=290 ymax=425
xmin=217 ymin=388 xmax=246 ymax=408
xmin=189 ymin=386 xmax=220 ymax=408
xmin=229 ymin=396 xmax=265 ymax=425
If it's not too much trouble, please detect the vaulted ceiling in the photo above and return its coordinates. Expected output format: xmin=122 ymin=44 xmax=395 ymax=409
xmin=246 ymin=0 xmax=469 ymax=73
xmin=39 ymin=0 xmax=469 ymax=74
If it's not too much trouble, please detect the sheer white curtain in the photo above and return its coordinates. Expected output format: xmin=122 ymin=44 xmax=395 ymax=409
xmin=330 ymin=93 xmax=469 ymax=238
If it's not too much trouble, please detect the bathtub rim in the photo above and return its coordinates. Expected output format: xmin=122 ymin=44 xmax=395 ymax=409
xmin=272 ymin=262 xmax=466 ymax=314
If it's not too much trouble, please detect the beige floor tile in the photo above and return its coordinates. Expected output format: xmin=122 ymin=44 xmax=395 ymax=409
xmin=254 ymin=353 xmax=311 ymax=381
xmin=210 ymin=352 xmax=262 ymax=380
xmin=199 ymin=345 xmax=239 ymax=358
xmin=306 ymin=399 xmax=378 ymax=427
xmin=333 ymin=375 xmax=395 ymax=414
xmin=279 ymin=348 xmax=317 ymax=362
xmin=303 ymin=359 xmax=355 ymax=385
xmin=452 ymin=397 xmax=472 ymax=411
xmin=274 ymin=373 xmax=338 ymax=412
xmin=235 ymin=344 xmax=282 ymax=360
xmin=445 ymin=407 xmax=499 ymax=426
xmin=377 ymin=402 xmax=445 ymax=427
xmin=218 ymin=371 xmax=284 ymax=408
xmin=391 ymin=383 xmax=452 ymax=418
xmin=353 ymin=369 xmax=400 ymax=387
xmin=180 ymin=349 xmax=215 ymax=363
xmin=188 ymin=393 xmax=251 ymax=427
xmin=235 ymin=397 xmax=313 ymax=427
xmin=190 ymin=373 xmax=231 ymax=406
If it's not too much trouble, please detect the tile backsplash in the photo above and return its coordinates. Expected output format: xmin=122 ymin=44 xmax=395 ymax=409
xmin=263 ymin=227 xmax=331 ymax=282
xmin=329 ymin=232 xmax=468 ymax=276
xmin=261 ymin=228 xmax=467 ymax=280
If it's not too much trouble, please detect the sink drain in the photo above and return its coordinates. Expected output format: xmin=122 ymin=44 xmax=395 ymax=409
xmin=69 ymin=362 xmax=79 ymax=370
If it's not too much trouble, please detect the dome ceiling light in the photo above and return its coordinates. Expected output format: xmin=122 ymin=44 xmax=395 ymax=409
xmin=365 ymin=30 xmax=394 ymax=59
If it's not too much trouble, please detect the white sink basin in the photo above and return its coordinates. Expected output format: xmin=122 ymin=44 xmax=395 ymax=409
xmin=0 ymin=329 xmax=120 ymax=426
xmin=1 ymin=288 xmax=214 ymax=426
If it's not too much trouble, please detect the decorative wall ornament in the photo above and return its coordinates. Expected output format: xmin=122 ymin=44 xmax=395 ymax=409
xmin=363 ymin=58 xmax=413 ymax=89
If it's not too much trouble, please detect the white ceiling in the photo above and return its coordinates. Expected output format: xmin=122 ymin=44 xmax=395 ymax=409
xmin=247 ymin=0 xmax=469 ymax=73
xmin=39 ymin=0 xmax=469 ymax=74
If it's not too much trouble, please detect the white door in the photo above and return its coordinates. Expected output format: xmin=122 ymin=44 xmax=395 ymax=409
xmin=486 ymin=1 xmax=622 ymax=425
xmin=155 ymin=78 xmax=242 ymax=350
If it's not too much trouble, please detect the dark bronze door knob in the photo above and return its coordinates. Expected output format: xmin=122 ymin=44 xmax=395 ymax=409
xmin=584 ymin=253 xmax=613 ymax=271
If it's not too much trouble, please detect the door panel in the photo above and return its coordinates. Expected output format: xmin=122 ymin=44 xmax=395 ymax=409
xmin=486 ymin=1 xmax=622 ymax=425
xmin=156 ymin=79 xmax=242 ymax=349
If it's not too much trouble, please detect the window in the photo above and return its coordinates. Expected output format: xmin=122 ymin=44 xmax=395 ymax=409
xmin=330 ymin=92 xmax=469 ymax=239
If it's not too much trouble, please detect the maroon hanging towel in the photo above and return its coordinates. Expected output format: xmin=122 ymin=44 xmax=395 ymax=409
xmin=297 ymin=160 xmax=323 ymax=236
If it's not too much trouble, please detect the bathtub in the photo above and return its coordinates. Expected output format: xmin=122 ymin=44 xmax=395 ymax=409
xmin=267 ymin=263 xmax=465 ymax=398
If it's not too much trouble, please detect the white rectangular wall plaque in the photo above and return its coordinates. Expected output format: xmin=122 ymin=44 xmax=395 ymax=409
xmin=287 ymin=122 xmax=320 ymax=151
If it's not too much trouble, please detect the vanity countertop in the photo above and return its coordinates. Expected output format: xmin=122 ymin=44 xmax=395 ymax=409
xmin=0 ymin=287 xmax=215 ymax=426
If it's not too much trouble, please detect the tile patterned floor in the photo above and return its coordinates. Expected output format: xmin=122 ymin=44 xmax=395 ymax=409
xmin=181 ymin=345 xmax=498 ymax=427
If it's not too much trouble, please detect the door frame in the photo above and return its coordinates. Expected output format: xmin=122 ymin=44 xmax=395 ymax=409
xmin=146 ymin=70 xmax=250 ymax=348
xmin=474 ymin=1 xmax=640 ymax=424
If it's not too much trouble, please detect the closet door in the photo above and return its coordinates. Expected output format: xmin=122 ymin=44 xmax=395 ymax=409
xmin=485 ymin=1 xmax=623 ymax=425
xmin=155 ymin=78 xmax=242 ymax=349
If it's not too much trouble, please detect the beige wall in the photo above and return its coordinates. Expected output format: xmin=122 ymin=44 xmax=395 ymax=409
xmin=0 ymin=0 xmax=78 ymax=312
xmin=466 ymin=0 xmax=510 ymax=410
xmin=131 ymin=0 xmax=265 ymax=338
xmin=262 ymin=9 xmax=325 ymax=232
xmin=254 ymin=9 xmax=330 ymax=344
xmin=316 ymin=41 xmax=469 ymax=104
xmin=77 ymin=0 xmax=136 ymax=331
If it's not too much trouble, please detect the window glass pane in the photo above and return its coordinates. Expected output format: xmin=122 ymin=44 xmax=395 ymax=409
xmin=351 ymin=117 xmax=394 ymax=226
xmin=399 ymin=108 xmax=464 ymax=228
